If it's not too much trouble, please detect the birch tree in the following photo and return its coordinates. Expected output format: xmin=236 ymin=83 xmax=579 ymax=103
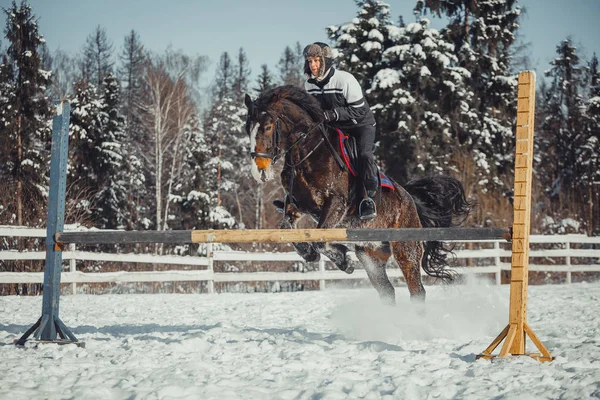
xmin=141 ymin=49 xmax=206 ymax=234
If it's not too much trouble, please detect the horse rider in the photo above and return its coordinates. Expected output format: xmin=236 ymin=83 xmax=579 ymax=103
xmin=303 ymin=42 xmax=378 ymax=220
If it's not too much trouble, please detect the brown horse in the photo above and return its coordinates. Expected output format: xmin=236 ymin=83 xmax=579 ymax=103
xmin=244 ymin=85 xmax=471 ymax=304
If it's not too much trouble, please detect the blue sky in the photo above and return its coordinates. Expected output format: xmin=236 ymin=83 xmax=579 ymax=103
xmin=3 ymin=0 xmax=599 ymax=87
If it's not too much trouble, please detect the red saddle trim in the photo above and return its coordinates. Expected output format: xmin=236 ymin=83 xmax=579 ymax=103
xmin=336 ymin=128 xmax=394 ymax=190
xmin=337 ymin=128 xmax=357 ymax=177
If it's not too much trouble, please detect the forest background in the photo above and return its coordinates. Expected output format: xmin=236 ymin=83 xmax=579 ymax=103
xmin=0 ymin=0 xmax=598 ymax=294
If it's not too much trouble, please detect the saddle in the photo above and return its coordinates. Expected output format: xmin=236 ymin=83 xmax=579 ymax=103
xmin=336 ymin=128 xmax=394 ymax=192
xmin=273 ymin=128 xmax=394 ymax=214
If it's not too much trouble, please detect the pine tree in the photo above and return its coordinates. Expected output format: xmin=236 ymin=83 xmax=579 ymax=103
xmin=232 ymin=47 xmax=251 ymax=103
xmin=470 ymin=0 xmax=521 ymax=178
xmin=118 ymin=30 xmax=146 ymax=141
xmin=1 ymin=1 xmax=52 ymax=226
xmin=414 ymin=0 xmax=477 ymax=49
xmin=117 ymin=30 xmax=148 ymax=230
xmin=82 ymin=25 xmax=114 ymax=88
xmin=203 ymin=94 xmax=248 ymax=227
xmin=277 ymin=42 xmax=304 ymax=86
xmin=254 ymin=64 xmax=276 ymax=95
xmin=67 ymin=79 xmax=102 ymax=223
xmin=371 ymin=18 xmax=472 ymax=183
xmin=174 ymin=115 xmax=236 ymax=234
xmin=327 ymin=0 xmax=394 ymax=89
xmin=414 ymin=0 xmax=522 ymax=216
xmin=540 ymin=38 xmax=588 ymax=227
xmin=213 ymin=52 xmax=233 ymax=102
xmin=95 ymin=72 xmax=127 ymax=229
xmin=581 ymin=54 xmax=600 ymax=233
xmin=0 ymin=57 xmax=17 ymax=199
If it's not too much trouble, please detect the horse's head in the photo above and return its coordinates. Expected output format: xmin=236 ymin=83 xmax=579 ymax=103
xmin=244 ymin=93 xmax=280 ymax=182
xmin=244 ymin=86 xmax=325 ymax=183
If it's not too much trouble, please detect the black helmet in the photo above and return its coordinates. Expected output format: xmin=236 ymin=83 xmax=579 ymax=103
xmin=303 ymin=42 xmax=334 ymax=79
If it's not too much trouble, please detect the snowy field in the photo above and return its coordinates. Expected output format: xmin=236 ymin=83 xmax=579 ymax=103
xmin=1 ymin=279 xmax=600 ymax=399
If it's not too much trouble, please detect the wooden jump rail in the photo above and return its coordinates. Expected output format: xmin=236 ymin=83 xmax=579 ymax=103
xmin=16 ymin=72 xmax=554 ymax=362
xmin=55 ymin=227 xmax=511 ymax=245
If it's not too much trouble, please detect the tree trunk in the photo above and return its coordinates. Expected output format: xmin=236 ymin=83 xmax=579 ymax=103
xmin=217 ymin=128 xmax=223 ymax=206
xmin=162 ymin=128 xmax=184 ymax=231
xmin=255 ymin=184 xmax=262 ymax=229
xmin=16 ymin=114 xmax=23 ymax=226
xmin=589 ymin=181 xmax=594 ymax=236
xmin=155 ymin=129 xmax=162 ymax=231
xmin=235 ymin=189 xmax=243 ymax=225
xmin=155 ymin=109 xmax=163 ymax=254
xmin=465 ymin=7 xmax=470 ymax=38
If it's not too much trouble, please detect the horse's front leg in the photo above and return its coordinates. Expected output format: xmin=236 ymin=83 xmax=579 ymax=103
xmin=313 ymin=197 xmax=354 ymax=274
xmin=279 ymin=205 xmax=320 ymax=263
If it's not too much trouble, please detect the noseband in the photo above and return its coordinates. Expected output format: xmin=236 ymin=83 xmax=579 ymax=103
xmin=250 ymin=119 xmax=281 ymax=161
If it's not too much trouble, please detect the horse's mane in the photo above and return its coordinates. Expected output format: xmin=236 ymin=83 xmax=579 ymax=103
xmin=254 ymin=85 xmax=324 ymax=122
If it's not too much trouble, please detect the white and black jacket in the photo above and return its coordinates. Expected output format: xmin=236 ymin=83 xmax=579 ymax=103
xmin=305 ymin=67 xmax=376 ymax=130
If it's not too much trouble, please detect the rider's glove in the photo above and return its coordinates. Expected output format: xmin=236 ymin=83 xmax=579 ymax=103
xmin=323 ymin=109 xmax=338 ymax=122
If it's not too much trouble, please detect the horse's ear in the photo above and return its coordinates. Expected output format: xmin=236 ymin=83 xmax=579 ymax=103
xmin=244 ymin=94 xmax=253 ymax=110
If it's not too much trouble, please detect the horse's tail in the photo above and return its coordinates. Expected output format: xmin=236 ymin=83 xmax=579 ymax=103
xmin=403 ymin=176 xmax=473 ymax=283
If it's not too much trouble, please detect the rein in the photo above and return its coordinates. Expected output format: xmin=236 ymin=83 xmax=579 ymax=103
xmin=250 ymin=112 xmax=324 ymax=166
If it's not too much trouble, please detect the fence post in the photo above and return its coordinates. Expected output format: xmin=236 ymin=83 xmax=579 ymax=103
xmin=207 ymin=243 xmax=214 ymax=294
xmin=494 ymin=241 xmax=502 ymax=285
xmin=565 ymin=242 xmax=572 ymax=284
xmin=319 ymin=258 xmax=326 ymax=290
xmin=69 ymin=243 xmax=76 ymax=295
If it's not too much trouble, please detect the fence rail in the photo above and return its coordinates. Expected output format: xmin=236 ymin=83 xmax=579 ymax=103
xmin=1 ymin=227 xmax=599 ymax=292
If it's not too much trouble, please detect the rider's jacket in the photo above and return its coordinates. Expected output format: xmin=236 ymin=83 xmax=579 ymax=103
xmin=305 ymin=67 xmax=376 ymax=130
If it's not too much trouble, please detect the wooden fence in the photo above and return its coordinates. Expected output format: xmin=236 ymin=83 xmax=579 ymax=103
xmin=1 ymin=227 xmax=599 ymax=294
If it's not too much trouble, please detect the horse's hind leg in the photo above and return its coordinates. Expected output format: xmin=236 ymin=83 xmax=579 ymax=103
xmin=355 ymin=245 xmax=395 ymax=305
xmin=392 ymin=241 xmax=426 ymax=301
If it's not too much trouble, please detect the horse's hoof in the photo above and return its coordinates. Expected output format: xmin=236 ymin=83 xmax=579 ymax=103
xmin=303 ymin=252 xmax=321 ymax=262
xmin=338 ymin=263 xmax=354 ymax=274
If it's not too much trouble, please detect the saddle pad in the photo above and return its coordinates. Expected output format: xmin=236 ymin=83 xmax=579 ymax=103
xmin=336 ymin=128 xmax=394 ymax=191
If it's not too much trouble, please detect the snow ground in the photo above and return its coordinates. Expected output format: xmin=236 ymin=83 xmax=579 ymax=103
xmin=1 ymin=279 xmax=600 ymax=399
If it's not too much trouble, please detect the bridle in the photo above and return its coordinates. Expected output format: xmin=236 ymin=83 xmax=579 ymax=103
xmin=249 ymin=111 xmax=324 ymax=166
xmin=248 ymin=107 xmax=347 ymax=209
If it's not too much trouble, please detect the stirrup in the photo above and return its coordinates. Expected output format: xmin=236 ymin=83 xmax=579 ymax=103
xmin=359 ymin=197 xmax=377 ymax=220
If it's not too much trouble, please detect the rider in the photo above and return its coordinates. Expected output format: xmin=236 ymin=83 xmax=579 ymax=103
xmin=303 ymin=42 xmax=378 ymax=220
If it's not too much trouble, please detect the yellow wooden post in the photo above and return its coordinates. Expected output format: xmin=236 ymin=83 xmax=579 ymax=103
xmin=478 ymin=71 xmax=553 ymax=362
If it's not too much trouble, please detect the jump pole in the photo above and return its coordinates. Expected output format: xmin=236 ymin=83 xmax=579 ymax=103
xmin=477 ymin=71 xmax=553 ymax=362
xmin=54 ymin=227 xmax=510 ymax=245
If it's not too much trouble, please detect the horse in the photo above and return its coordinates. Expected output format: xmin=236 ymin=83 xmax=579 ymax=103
xmin=243 ymin=85 xmax=471 ymax=305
